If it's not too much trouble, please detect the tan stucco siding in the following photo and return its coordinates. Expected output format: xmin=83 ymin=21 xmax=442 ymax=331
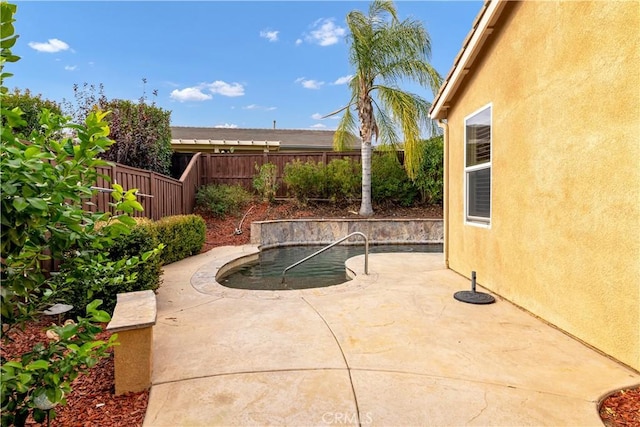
xmin=445 ymin=1 xmax=639 ymax=370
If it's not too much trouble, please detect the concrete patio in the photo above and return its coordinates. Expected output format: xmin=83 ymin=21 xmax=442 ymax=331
xmin=143 ymin=246 xmax=639 ymax=426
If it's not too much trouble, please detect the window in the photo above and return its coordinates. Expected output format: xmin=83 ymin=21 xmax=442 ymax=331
xmin=465 ymin=105 xmax=491 ymax=225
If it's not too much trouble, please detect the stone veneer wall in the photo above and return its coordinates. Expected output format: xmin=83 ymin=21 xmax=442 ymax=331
xmin=251 ymin=219 xmax=443 ymax=249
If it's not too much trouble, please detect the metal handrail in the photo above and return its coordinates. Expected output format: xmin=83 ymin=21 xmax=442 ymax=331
xmin=281 ymin=231 xmax=368 ymax=284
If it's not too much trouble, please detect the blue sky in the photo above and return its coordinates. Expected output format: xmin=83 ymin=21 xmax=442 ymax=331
xmin=9 ymin=1 xmax=482 ymax=130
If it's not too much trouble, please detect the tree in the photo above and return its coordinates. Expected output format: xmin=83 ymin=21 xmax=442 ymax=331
xmin=327 ymin=0 xmax=442 ymax=216
xmin=64 ymin=81 xmax=173 ymax=175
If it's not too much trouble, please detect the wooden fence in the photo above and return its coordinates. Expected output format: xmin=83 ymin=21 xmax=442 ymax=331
xmin=41 ymin=151 xmax=377 ymax=273
xmin=199 ymin=151 xmax=362 ymax=197
xmin=89 ymin=152 xmax=202 ymax=221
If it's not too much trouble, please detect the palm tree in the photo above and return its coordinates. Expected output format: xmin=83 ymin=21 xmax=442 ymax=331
xmin=326 ymin=0 xmax=442 ymax=216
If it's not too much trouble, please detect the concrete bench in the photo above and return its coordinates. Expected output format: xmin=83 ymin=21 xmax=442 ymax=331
xmin=106 ymin=290 xmax=156 ymax=395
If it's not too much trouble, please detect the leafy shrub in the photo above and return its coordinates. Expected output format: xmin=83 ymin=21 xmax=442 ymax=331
xmin=253 ymin=162 xmax=278 ymax=202
xmin=0 ymin=4 xmax=160 ymax=420
xmin=196 ymin=183 xmax=252 ymax=217
xmin=371 ymin=151 xmax=419 ymax=206
xmin=283 ymin=160 xmax=326 ymax=203
xmin=100 ymin=99 xmax=173 ymax=175
xmin=106 ymin=217 xmax=162 ymax=291
xmin=325 ymin=157 xmax=361 ymax=202
xmin=64 ymin=81 xmax=173 ymax=175
xmin=0 ymin=88 xmax=62 ymax=136
xmin=414 ymin=135 xmax=444 ymax=204
xmin=155 ymin=215 xmax=206 ymax=264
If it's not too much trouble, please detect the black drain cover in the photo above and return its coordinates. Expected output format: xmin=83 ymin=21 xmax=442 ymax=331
xmin=454 ymin=290 xmax=495 ymax=305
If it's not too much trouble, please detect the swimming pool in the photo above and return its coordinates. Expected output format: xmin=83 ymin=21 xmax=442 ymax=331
xmin=219 ymin=244 xmax=443 ymax=290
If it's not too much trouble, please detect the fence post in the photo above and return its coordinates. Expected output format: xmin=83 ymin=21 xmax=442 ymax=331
xmin=149 ymin=172 xmax=156 ymax=220
xmin=111 ymin=164 xmax=118 ymax=217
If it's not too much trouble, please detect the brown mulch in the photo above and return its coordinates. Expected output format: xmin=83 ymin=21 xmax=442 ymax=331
xmin=600 ymin=386 xmax=640 ymax=427
xmin=1 ymin=317 xmax=147 ymax=427
xmin=3 ymin=200 xmax=638 ymax=426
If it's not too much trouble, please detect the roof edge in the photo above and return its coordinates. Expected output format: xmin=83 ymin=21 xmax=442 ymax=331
xmin=429 ymin=0 xmax=509 ymax=120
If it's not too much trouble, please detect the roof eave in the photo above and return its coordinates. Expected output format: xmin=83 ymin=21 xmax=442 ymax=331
xmin=429 ymin=0 xmax=509 ymax=121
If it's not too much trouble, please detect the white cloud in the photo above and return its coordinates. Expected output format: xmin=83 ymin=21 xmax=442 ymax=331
xmin=28 ymin=38 xmax=70 ymax=53
xmin=311 ymin=113 xmax=324 ymax=120
xmin=205 ymin=81 xmax=244 ymax=97
xmin=170 ymin=87 xmax=212 ymax=102
xmin=64 ymin=65 xmax=77 ymax=71
xmin=260 ymin=30 xmax=279 ymax=42
xmin=333 ymin=75 xmax=353 ymax=85
xmin=310 ymin=123 xmax=327 ymax=129
xmin=244 ymin=104 xmax=276 ymax=111
xmin=295 ymin=39 xmax=303 ymax=46
xmin=295 ymin=77 xmax=324 ymax=90
xmin=215 ymin=123 xmax=238 ymax=128
xmin=170 ymin=80 xmax=245 ymax=102
xmin=306 ymin=18 xmax=346 ymax=46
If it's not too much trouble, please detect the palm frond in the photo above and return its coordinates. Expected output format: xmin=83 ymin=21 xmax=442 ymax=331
xmin=333 ymin=107 xmax=359 ymax=151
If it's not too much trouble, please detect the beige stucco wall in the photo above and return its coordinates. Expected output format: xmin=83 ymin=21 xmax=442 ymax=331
xmin=444 ymin=1 xmax=639 ymax=370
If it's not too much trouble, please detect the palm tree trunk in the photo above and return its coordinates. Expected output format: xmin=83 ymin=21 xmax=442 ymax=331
xmin=359 ymin=139 xmax=374 ymax=216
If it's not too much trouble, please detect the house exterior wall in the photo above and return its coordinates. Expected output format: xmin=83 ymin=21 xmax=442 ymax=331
xmin=444 ymin=1 xmax=639 ymax=370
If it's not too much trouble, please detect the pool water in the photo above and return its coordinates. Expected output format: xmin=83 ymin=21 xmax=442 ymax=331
xmin=219 ymin=244 xmax=442 ymax=290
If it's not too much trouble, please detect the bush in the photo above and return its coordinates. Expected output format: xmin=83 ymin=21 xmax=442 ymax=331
xmin=0 ymin=88 xmax=62 ymax=137
xmin=371 ymin=151 xmax=419 ymax=206
xmin=414 ymin=135 xmax=444 ymax=204
xmin=283 ymin=160 xmax=326 ymax=203
xmin=106 ymin=217 xmax=162 ymax=291
xmin=325 ymin=157 xmax=361 ymax=202
xmin=64 ymin=82 xmax=173 ymax=175
xmin=100 ymin=99 xmax=173 ymax=175
xmin=155 ymin=215 xmax=206 ymax=264
xmin=253 ymin=162 xmax=278 ymax=202
xmin=196 ymin=183 xmax=252 ymax=217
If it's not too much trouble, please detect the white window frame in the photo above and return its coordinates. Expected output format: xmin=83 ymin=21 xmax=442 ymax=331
xmin=464 ymin=103 xmax=492 ymax=228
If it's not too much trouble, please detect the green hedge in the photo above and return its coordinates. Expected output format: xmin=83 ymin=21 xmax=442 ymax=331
xmin=58 ymin=217 xmax=162 ymax=316
xmin=155 ymin=214 xmax=206 ymax=264
xmin=107 ymin=217 xmax=162 ymax=292
xmin=57 ymin=215 xmax=206 ymax=315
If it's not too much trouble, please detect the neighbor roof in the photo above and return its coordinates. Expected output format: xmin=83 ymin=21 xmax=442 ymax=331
xmin=429 ymin=0 xmax=509 ymax=120
xmin=171 ymin=127 xmax=337 ymax=151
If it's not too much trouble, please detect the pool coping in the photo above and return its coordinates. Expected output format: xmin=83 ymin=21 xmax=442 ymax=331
xmin=251 ymin=218 xmax=443 ymax=249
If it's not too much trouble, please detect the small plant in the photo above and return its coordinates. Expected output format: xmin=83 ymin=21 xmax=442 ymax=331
xmin=283 ymin=159 xmax=325 ymax=203
xmin=155 ymin=215 xmax=206 ymax=264
xmin=253 ymin=162 xmax=279 ymax=202
xmin=1 ymin=301 xmax=116 ymax=427
xmin=195 ymin=183 xmax=252 ymax=217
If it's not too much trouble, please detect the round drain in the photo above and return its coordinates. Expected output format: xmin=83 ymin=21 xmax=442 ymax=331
xmin=453 ymin=290 xmax=495 ymax=304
